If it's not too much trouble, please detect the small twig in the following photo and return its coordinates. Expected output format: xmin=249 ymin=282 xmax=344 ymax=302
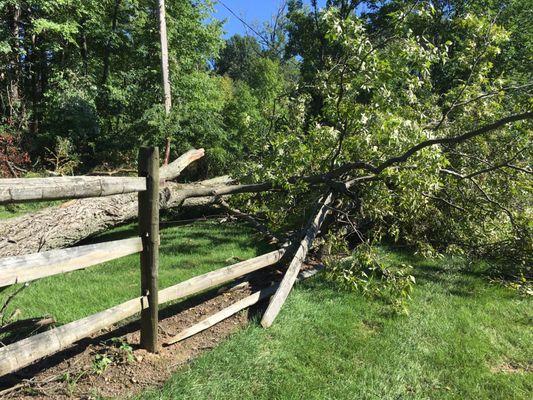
xmin=216 ymin=198 xmax=280 ymax=244
xmin=0 ymin=283 xmax=30 ymax=324
xmin=0 ymin=383 xmax=25 ymax=397
xmin=421 ymin=192 xmax=467 ymax=212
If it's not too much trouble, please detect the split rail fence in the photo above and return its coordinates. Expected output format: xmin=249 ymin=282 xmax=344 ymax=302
xmin=0 ymin=147 xmax=285 ymax=377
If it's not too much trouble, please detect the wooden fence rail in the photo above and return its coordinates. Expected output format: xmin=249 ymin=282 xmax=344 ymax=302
xmin=0 ymin=146 xmax=289 ymax=379
xmin=0 ymin=176 xmax=147 ymax=204
xmin=0 ymin=249 xmax=285 ymax=377
xmin=0 ymin=238 xmax=143 ymax=288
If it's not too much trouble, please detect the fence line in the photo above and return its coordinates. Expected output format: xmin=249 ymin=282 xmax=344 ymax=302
xmin=0 ymin=176 xmax=147 ymax=204
xmin=0 ymin=238 xmax=143 ymax=288
xmin=0 ymin=249 xmax=284 ymax=376
xmin=0 ymin=147 xmax=285 ymax=378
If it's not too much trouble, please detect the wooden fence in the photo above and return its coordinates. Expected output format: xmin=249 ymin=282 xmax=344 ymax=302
xmin=0 ymin=147 xmax=285 ymax=377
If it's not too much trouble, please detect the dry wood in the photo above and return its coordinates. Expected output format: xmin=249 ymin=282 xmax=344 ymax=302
xmin=0 ymin=237 xmax=142 ymax=288
xmin=165 ymin=265 xmax=324 ymax=345
xmin=159 ymin=148 xmax=204 ymax=181
xmin=0 ymin=249 xmax=284 ymax=377
xmin=0 ymin=176 xmax=147 ymax=204
xmin=157 ymin=0 xmax=172 ymax=165
xmin=261 ymin=193 xmax=334 ymax=328
xmin=0 ymin=383 xmax=25 ymax=397
xmin=0 ymin=149 xmax=206 ymax=257
xmin=138 ymin=147 xmax=160 ymax=352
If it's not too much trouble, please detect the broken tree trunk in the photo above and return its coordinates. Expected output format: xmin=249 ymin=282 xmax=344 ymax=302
xmin=0 ymin=149 xmax=205 ymax=257
xmin=260 ymin=192 xmax=334 ymax=328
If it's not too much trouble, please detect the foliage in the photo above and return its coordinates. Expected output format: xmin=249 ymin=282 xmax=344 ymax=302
xmin=44 ymin=137 xmax=80 ymax=175
xmin=324 ymin=239 xmax=416 ymax=314
xmin=238 ymin=0 xmax=532 ymax=271
xmin=0 ymin=0 xmax=228 ymax=171
xmin=0 ymin=0 xmax=530 ymax=277
xmin=91 ymin=353 xmax=113 ymax=375
xmin=0 ymin=129 xmax=30 ymax=177
xmin=91 ymin=337 xmax=135 ymax=373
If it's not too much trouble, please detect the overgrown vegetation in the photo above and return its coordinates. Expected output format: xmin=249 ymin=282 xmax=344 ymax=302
xmin=325 ymin=242 xmax=416 ymax=314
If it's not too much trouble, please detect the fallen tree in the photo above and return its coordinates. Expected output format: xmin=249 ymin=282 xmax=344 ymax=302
xmin=0 ymin=149 xmax=208 ymax=257
xmin=1 ymin=112 xmax=530 ymax=258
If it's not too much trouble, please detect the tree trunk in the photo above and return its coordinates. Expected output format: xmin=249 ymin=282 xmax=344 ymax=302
xmin=0 ymin=150 xmax=209 ymax=257
xmin=7 ymin=3 xmax=21 ymax=124
xmin=102 ymin=0 xmax=121 ymax=85
xmin=158 ymin=0 xmax=173 ymax=165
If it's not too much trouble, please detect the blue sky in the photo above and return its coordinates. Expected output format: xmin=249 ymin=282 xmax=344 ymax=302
xmin=212 ymin=0 xmax=327 ymax=38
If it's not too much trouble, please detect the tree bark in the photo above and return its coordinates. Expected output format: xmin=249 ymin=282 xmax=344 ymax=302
xmin=7 ymin=3 xmax=21 ymax=124
xmin=102 ymin=0 xmax=121 ymax=85
xmin=0 ymin=149 xmax=207 ymax=257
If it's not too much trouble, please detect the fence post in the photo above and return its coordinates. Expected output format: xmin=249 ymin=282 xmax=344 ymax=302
xmin=138 ymin=147 xmax=160 ymax=352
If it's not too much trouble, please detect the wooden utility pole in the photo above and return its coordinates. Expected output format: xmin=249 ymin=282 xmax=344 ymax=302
xmin=138 ymin=147 xmax=160 ymax=352
xmin=158 ymin=0 xmax=172 ymax=165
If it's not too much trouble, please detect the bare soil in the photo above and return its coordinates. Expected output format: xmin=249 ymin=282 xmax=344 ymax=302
xmin=490 ymin=360 xmax=532 ymax=374
xmin=0 ymin=266 xmax=295 ymax=399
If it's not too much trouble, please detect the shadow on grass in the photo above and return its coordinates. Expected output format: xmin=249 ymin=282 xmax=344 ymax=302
xmin=0 ymin=283 xmax=249 ymax=389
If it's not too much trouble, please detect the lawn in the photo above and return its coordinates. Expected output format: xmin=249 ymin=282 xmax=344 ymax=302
xmin=139 ymin=250 xmax=532 ymax=400
xmin=1 ymin=214 xmax=531 ymax=399
xmin=1 ymin=220 xmax=271 ymax=326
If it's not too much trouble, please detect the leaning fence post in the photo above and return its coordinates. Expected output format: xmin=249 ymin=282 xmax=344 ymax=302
xmin=138 ymin=146 xmax=160 ymax=352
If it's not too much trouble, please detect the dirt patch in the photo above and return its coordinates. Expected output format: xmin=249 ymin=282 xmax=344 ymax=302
xmin=0 ymin=264 xmax=317 ymax=399
xmin=361 ymin=319 xmax=383 ymax=334
xmin=490 ymin=360 xmax=532 ymax=374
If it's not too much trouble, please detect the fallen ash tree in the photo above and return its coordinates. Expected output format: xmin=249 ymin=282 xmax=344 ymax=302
xmin=0 ymin=111 xmax=530 ymax=260
xmin=0 ymin=112 xmax=533 ymax=268
xmin=0 ymin=111 xmax=530 ymax=380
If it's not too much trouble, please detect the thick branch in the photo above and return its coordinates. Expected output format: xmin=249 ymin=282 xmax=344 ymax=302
xmin=160 ymin=148 xmax=205 ymax=180
xmin=375 ymin=112 xmax=532 ymax=173
xmin=340 ymin=112 xmax=532 ymax=188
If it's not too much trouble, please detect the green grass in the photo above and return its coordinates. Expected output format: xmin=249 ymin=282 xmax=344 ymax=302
xmin=1 ymin=221 xmax=271 ymax=325
xmin=1 ymin=220 xmax=531 ymax=399
xmin=0 ymin=201 xmax=61 ymax=219
xmin=138 ymin=251 xmax=532 ymax=400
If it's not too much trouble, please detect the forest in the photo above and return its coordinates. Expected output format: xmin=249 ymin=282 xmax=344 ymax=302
xmin=0 ymin=0 xmax=531 ymax=397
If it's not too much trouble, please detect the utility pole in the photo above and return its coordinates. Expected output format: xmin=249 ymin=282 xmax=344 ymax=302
xmin=158 ymin=0 xmax=172 ymax=165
